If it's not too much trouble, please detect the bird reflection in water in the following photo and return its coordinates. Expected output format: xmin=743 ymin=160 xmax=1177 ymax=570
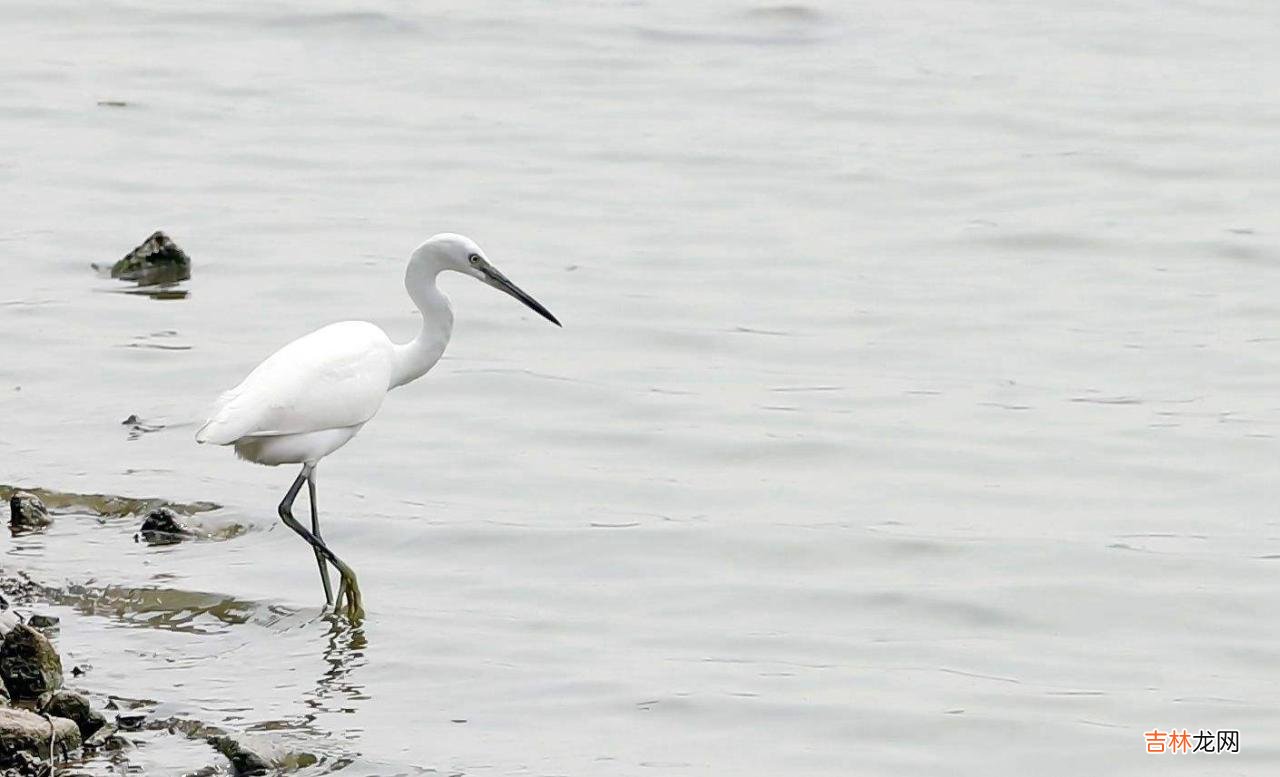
xmin=302 ymin=616 xmax=371 ymax=722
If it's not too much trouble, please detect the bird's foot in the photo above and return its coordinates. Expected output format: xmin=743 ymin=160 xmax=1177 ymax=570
xmin=335 ymin=571 xmax=365 ymax=621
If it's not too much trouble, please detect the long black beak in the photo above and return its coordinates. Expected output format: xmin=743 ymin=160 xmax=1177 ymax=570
xmin=482 ymin=266 xmax=561 ymax=327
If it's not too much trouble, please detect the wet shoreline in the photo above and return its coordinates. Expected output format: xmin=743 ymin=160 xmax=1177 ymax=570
xmin=1 ymin=484 xmax=353 ymax=775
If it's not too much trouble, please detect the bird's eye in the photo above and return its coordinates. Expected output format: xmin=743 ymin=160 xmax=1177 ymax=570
xmin=468 ymin=254 xmax=481 ymax=266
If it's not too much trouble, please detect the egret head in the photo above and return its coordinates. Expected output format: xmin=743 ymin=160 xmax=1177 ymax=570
xmin=410 ymin=233 xmax=560 ymax=326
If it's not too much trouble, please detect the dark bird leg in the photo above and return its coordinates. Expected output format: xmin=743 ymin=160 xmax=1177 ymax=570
xmin=278 ymin=469 xmax=364 ymax=620
xmin=305 ymin=467 xmax=334 ymax=606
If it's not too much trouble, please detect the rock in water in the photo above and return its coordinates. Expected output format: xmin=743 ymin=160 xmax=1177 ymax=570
xmin=83 ymin=723 xmax=131 ymax=753
xmin=8 ymin=493 xmax=51 ymax=531
xmin=208 ymin=733 xmax=317 ymax=775
xmin=137 ymin=508 xmax=196 ymax=545
xmin=23 ymin=615 xmax=57 ymax=631
xmin=209 ymin=734 xmax=273 ymax=775
xmin=41 ymin=691 xmax=105 ymax=738
xmin=0 ymin=625 xmax=62 ymax=700
xmin=103 ymin=231 xmax=192 ymax=285
xmin=0 ymin=708 xmax=80 ymax=765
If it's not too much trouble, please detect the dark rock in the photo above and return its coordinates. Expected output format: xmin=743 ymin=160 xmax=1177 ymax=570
xmin=23 ymin=615 xmax=56 ymax=630
xmin=137 ymin=508 xmax=196 ymax=545
xmin=158 ymin=716 xmax=221 ymax=738
xmin=7 ymin=494 xmax=50 ymax=531
xmin=41 ymin=691 xmax=105 ymax=738
xmin=0 ymin=708 xmax=80 ymax=765
xmin=209 ymin=734 xmax=273 ymax=775
xmin=0 ymin=577 xmax=41 ymax=610
xmin=0 ymin=575 xmax=41 ymax=606
xmin=0 ymin=625 xmax=62 ymax=700
xmin=100 ymin=231 xmax=192 ymax=285
xmin=81 ymin=723 xmax=112 ymax=749
xmin=115 ymin=713 xmax=145 ymax=731
xmin=83 ymin=723 xmax=130 ymax=752
xmin=207 ymin=733 xmax=317 ymax=775
xmin=2 ymin=749 xmax=42 ymax=777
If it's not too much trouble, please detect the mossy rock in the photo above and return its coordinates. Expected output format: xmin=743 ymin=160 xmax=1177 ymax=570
xmin=103 ymin=231 xmax=192 ymax=285
xmin=42 ymin=691 xmax=105 ymax=738
xmin=8 ymin=493 xmax=51 ymax=531
xmin=0 ymin=625 xmax=62 ymax=700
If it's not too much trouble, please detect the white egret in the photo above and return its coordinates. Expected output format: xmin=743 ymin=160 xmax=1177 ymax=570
xmin=196 ymin=233 xmax=560 ymax=619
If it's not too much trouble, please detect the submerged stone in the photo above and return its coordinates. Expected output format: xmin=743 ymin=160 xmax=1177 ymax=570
xmin=82 ymin=722 xmax=129 ymax=751
xmin=209 ymin=734 xmax=273 ymax=775
xmin=41 ymin=691 xmax=105 ymax=738
xmin=208 ymin=733 xmax=317 ymax=775
xmin=0 ymin=485 xmax=219 ymax=522
xmin=122 ymin=414 xmax=165 ymax=439
xmin=0 ymin=624 xmax=62 ymax=700
xmin=0 ymin=708 xmax=80 ymax=765
xmin=101 ymin=230 xmax=192 ymax=285
xmin=23 ymin=615 xmax=57 ymax=631
xmin=7 ymin=493 xmax=50 ymax=531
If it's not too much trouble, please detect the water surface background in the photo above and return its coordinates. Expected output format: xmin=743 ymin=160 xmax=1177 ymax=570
xmin=2 ymin=1 xmax=1280 ymax=774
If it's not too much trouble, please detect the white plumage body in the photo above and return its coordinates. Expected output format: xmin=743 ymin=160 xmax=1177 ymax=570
xmin=232 ymin=424 xmax=367 ymax=467
xmin=196 ymin=321 xmax=399 ymax=465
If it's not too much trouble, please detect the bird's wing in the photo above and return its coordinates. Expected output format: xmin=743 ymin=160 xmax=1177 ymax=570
xmin=196 ymin=321 xmax=396 ymax=445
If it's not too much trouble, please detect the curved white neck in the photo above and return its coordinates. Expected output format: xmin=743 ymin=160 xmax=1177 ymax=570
xmin=392 ymin=267 xmax=453 ymax=389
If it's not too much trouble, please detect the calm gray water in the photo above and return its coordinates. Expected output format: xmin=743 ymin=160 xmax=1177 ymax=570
xmin=2 ymin=1 xmax=1280 ymax=774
